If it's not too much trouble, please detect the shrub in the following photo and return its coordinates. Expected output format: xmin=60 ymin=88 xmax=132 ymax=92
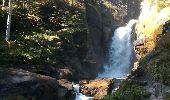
xmin=103 ymin=80 xmax=151 ymax=100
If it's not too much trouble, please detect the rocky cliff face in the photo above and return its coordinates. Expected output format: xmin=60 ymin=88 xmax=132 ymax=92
xmin=134 ymin=0 xmax=170 ymax=85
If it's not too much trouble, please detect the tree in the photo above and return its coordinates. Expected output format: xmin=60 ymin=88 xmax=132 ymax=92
xmin=2 ymin=0 xmax=5 ymax=6
xmin=5 ymin=0 xmax=12 ymax=42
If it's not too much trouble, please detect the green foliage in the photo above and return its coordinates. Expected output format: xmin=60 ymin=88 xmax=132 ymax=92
xmin=139 ymin=32 xmax=170 ymax=85
xmin=103 ymin=80 xmax=150 ymax=100
xmin=0 ymin=0 xmax=87 ymax=68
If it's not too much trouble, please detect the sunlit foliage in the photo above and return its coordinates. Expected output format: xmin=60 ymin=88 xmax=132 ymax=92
xmin=0 ymin=0 xmax=87 ymax=67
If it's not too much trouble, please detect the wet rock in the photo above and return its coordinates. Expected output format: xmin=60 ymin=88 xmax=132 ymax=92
xmin=79 ymin=78 xmax=114 ymax=99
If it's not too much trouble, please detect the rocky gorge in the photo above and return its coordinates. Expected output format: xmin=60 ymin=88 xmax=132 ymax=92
xmin=0 ymin=0 xmax=170 ymax=100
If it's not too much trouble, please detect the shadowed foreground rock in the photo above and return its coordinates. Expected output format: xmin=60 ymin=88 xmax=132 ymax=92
xmin=79 ymin=78 xmax=114 ymax=99
xmin=0 ymin=68 xmax=75 ymax=100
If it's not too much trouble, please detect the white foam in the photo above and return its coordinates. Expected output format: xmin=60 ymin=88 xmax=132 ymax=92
xmin=73 ymin=83 xmax=93 ymax=100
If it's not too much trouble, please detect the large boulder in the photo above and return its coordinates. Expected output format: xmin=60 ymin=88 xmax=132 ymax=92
xmin=79 ymin=78 xmax=114 ymax=99
xmin=0 ymin=68 xmax=75 ymax=100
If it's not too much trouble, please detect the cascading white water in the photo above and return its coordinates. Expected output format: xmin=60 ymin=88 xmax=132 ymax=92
xmin=74 ymin=19 xmax=137 ymax=100
xmin=98 ymin=19 xmax=137 ymax=78
xmin=73 ymin=83 xmax=93 ymax=100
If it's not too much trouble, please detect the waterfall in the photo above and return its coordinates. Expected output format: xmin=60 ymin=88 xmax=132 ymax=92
xmin=98 ymin=19 xmax=137 ymax=78
xmin=74 ymin=19 xmax=137 ymax=100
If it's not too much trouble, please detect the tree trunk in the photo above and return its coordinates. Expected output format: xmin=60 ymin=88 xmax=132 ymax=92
xmin=2 ymin=0 xmax=5 ymax=6
xmin=6 ymin=0 xmax=12 ymax=42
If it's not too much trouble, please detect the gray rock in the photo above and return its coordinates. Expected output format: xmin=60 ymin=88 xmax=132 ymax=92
xmin=0 ymin=68 xmax=75 ymax=100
